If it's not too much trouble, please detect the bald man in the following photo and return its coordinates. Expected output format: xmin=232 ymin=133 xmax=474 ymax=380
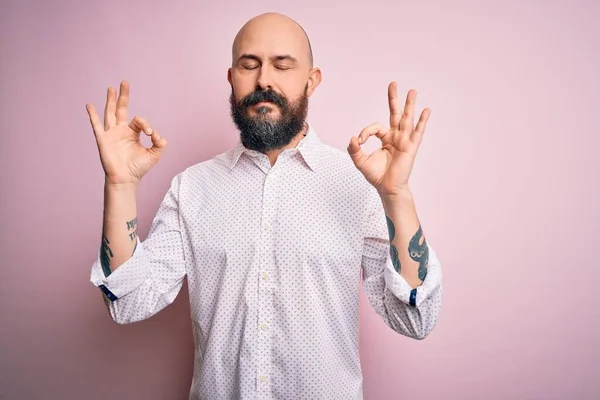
xmin=86 ymin=12 xmax=443 ymax=400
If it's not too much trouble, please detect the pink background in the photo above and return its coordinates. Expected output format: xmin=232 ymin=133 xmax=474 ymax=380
xmin=1 ymin=0 xmax=599 ymax=399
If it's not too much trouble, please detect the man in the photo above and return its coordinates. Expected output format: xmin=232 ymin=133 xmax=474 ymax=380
xmin=86 ymin=12 xmax=442 ymax=400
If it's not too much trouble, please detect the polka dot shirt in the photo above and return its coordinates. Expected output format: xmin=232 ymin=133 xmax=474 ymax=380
xmin=90 ymin=123 xmax=443 ymax=400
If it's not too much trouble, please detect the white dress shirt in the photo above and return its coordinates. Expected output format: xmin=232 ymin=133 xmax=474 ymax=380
xmin=90 ymin=124 xmax=443 ymax=400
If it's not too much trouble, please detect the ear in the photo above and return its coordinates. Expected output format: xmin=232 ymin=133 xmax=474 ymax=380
xmin=306 ymin=67 xmax=322 ymax=97
xmin=227 ymin=68 xmax=232 ymax=85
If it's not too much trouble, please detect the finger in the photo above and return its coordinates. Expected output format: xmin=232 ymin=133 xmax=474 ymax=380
xmin=388 ymin=81 xmax=401 ymax=128
xmin=86 ymin=104 xmax=103 ymax=136
xmin=358 ymin=122 xmax=390 ymax=145
xmin=149 ymin=130 xmax=168 ymax=151
xmin=347 ymin=136 xmax=367 ymax=168
xmin=104 ymin=86 xmax=117 ymax=130
xmin=129 ymin=116 xmax=154 ymax=136
xmin=115 ymin=81 xmax=130 ymax=125
xmin=411 ymin=108 xmax=431 ymax=144
xmin=400 ymin=89 xmax=416 ymax=133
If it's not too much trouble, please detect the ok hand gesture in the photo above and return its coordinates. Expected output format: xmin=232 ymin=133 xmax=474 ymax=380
xmin=347 ymin=82 xmax=431 ymax=196
xmin=86 ymin=81 xmax=167 ymax=186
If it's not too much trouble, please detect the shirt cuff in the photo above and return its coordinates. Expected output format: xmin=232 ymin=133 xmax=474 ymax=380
xmin=383 ymin=245 xmax=442 ymax=307
xmin=90 ymin=236 xmax=150 ymax=301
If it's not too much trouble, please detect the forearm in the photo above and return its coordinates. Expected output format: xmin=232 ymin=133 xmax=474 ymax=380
xmin=101 ymin=180 xmax=139 ymax=276
xmin=380 ymin=187 xmax=429 ymax=289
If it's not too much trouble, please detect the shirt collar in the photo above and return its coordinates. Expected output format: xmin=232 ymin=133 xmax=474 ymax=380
xmin=228 ymin=122 xmax=325 ymax=172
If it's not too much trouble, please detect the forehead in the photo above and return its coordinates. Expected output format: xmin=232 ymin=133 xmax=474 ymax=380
xmin=233 ymin=21 xmax=308 ymax=62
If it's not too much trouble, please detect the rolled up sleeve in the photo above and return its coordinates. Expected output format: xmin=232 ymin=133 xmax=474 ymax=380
xmin=361 ymin=186 xmax=443 ymax=339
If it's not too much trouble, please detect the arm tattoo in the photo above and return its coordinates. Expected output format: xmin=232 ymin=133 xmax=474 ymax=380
xmin=386 ymin=216 xmax=395 ymax=241
xmin=386 ymin=216 xmax=401 ymax=273
xmin=127 ymin=217 xmax=138 ymax=255
xmin=126 ymin=217 xmax=138 ymax=230
xmin=127 ymin=217 xmax=138 ymax=241
xmin=100 ymin=235 xmax=113 ymax=277
xmin=100 ymin=217 xmax=138 ymax=277
xmin=390 ymin=244 xmax=401 ymax=273
xmin=386 ymin=216 xmax=430 ymax=280
xmin=409 ymin=225 xmax=429 ymax=281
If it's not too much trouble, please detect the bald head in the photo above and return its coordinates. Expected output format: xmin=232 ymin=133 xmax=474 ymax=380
xmin=232 ymin=13 xmax=313 ymax=68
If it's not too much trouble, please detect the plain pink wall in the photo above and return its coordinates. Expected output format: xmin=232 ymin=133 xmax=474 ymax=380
xmin=1 ymin=0 xmax=599 ymax=399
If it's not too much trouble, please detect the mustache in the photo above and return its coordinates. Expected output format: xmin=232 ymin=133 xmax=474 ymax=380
xmin=240 ymin=89 xmax=286 ymax=109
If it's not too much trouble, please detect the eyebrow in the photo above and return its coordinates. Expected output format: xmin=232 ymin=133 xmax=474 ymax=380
xmin=237 ymin=54 xmax=299 ymax=64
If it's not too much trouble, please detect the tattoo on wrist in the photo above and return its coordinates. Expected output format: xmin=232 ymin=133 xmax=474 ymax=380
xmin=409 ymin=225 xmax=429 ymax=281
xmin=100 ymin=235 xmax=113 ymax=277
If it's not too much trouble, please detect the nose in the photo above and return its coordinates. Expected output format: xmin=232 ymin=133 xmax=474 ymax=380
xmin=256 ymin=67 xmax=272 ymax=90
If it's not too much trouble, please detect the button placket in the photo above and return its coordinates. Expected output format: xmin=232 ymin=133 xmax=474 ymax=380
xmin=256 ymin=168 xmax=277 ymax=395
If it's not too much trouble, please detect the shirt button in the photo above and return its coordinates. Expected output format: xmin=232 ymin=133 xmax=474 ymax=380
xmin=260 ymin=322 xmax=269 ymax=330
xmin=263 ymin=221 xmax=272 ymax=231
xmin=259 ymin=375 xmax=267 ymax=383
xmin=261 ymin=271 xmax=269 ymax=280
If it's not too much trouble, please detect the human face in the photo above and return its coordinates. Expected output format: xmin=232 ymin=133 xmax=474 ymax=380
xmin=227 ymin=17 xmax=321 ymax=151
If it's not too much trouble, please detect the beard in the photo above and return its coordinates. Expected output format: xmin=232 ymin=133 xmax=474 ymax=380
xmin=229 ymin=85 xmax=309 ymax=153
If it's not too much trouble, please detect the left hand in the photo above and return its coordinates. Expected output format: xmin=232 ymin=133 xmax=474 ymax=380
xmin=347 ymin=82 xmax=431 ymax=196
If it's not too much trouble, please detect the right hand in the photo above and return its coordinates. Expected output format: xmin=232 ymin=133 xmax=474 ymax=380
xmin=86 ymin=81 xmax=167 ymax=186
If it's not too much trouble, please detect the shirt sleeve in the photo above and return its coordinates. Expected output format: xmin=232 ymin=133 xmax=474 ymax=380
xmin=89 ymin=174 xmax=187 ymax=325
xmin=360 ymin=185 xmax=443 ymax=340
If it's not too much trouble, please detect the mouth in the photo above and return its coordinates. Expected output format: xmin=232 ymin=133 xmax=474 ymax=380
xmin=253 ymin=101 xmax=275 ymax=107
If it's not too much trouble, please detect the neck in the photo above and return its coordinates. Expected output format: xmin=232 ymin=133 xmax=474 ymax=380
xmin=265 ymin=122 xmax=308 ymax=167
